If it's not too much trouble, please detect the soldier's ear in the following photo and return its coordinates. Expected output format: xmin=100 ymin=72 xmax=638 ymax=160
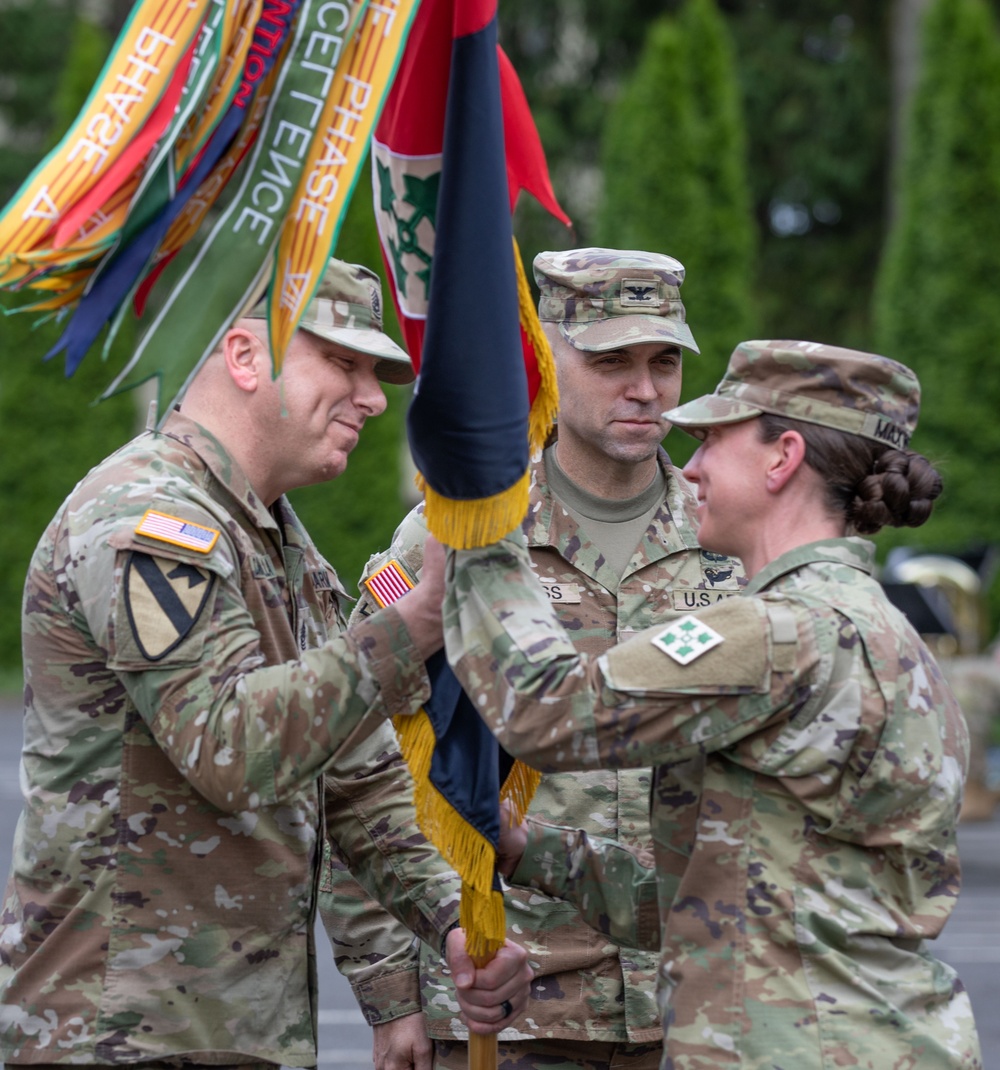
xmin=764 ymin=430 xmax=808 ymax=494
xmin=222 ymin=325 xmax=266 ymax=394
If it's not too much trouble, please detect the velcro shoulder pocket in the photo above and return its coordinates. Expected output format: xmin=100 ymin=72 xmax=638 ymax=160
xmin=109 ymin=545 xmax=224 ymax=670
xmin=602 ymin=597 xmax=773 ymax=696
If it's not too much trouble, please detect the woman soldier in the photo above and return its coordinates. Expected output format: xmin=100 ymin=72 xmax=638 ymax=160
xmin=401 ymin=340 xmax=982 ymax=1069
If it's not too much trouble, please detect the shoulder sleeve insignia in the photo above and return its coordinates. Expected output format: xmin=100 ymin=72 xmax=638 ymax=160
xmin=124 ymin=552 xmax=216 ymax=661
xmin=651 ymin=613 xmax=724 ymax=665
xmin=363 ymin=559 xmax=414 ymax=607
xmin=135 ymin=509 xmax=220 ymax=553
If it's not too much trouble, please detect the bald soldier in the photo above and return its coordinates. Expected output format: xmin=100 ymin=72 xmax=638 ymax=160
xmin=321 ymin=249 xmax=743 ymax=1070
xmin=0 ymin=258 xmax=530 ymax=1070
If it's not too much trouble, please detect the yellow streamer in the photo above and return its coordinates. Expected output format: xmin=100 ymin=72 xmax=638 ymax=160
xmin=513 ymin=235 xmax=559 ymax=457
xmin=0 ymin=0 xmax=211 ymax=280
xmin=268 ymin=0 xmax=421 ymax=372
xmin=174 ymin=0 xmax=264 ymax=172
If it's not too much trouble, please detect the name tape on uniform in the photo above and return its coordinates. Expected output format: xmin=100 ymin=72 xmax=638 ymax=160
xmin=540 ymin=579 xmax=582 ymax=604
xmin=671 ymin=588 xmax=733 ymax=611
xmin=651 ymin=614 xmax=724 ymax=665
xmin=135 ymin=510 xmax=220 ymax=553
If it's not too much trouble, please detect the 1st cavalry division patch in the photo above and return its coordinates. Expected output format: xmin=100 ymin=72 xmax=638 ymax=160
xmin=124 ymin=553 xmax=216 ymax=661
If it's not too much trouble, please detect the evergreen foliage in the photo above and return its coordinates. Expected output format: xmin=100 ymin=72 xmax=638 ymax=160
xmin=0 ymin=318 xmax=138 ymax=673
xmin=873 ymin=0 xmax=1000 ymax=614
xmin=0 ymin=3 xmax=76 ymax=202
xmin=500 ymin=2 xmax=891 ymax=358
xmin=597 ymin=0 xmax=755 ymax=464
xmin=50 ymin=18 xmax=114 ymax=150
xmin=732 ymin=2 xmax=890 ymax=348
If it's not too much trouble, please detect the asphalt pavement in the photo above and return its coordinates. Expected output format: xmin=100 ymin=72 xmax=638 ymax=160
xmin=0 ymin=696 xmax=997 ymax=1068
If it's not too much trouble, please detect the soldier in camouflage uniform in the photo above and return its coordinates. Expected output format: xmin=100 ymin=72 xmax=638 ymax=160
xmin=418 ymin=340 xmax=983 ymax=1068
xmin=320 ymin=249 xmax=743 ymax=1070
xmin=0 ymin=258 xmax=530 ymax=1070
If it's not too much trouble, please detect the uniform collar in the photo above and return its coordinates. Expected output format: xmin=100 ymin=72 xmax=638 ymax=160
xmin=744 ymin=536 xmax=876 ymax=596
xmin=523 ymin=446 xmax=701 ymax=575
xmin=159 ymin=410 xmax=280 ymax=533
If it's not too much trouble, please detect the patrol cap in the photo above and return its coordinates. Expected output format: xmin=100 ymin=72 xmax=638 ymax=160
xmin=534 ymin=247 xmax=699 ymax=354
xmin=665 ymin=339 xmax=920 ymax=449
xmin=249 ymin=258 xmax=413 ymax=384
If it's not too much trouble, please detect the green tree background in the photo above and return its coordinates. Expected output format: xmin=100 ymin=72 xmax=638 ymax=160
xmin=874 ymin=0 xmax=1000 ymax=574
xmin=3 ymin=0 xmax=1000 ymax=675
xmin=597 ymin=0 xmax=755 ymax=467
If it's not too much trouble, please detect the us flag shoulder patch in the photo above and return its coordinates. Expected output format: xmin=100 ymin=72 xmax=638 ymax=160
xmin=364 ymin=560 xmax=414 ymax=607
xmin=135 ymin=510 xmax=220 ymax=553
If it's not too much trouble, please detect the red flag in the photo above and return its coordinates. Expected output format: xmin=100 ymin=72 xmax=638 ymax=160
xmin=372 ymin=0 xmax=569 ymax=380
xmin=497 ymin=47 xmax=570 ymax=225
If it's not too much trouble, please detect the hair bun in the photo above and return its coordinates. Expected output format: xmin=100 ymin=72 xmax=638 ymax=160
xmin=849 ymin=450 xmax=942 ymax=533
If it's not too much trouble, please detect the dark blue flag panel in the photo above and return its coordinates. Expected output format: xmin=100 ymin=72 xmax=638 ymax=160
xmin=406 ymin=12 xmax=531 ymax=549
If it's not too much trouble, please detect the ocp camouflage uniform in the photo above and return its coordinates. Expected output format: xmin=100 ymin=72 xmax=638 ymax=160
xmin=443 ymin=532 xmax=982 ymax=1069
xmin=0 ymin=411 xmax=458 ymax=1068
xmin=320 ymin=449 xmax=742 ymax=1054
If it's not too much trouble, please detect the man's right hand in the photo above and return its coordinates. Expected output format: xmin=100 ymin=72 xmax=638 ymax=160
xmin=372 ymin=1012 xmax=433 ymax=1070
xmin=445 ymin=929 xmax=533 ymax=1035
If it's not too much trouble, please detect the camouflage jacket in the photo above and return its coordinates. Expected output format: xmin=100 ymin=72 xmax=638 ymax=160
xmin=321 ymin=450 xmax=743 ymax=1042
xmin=0 ymin=412 xmax=456 ymax=1068
xmin=444 ymin=535 xmax=982 ymax=1069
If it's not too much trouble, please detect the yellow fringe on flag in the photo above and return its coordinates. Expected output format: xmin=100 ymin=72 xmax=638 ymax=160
xmin=513 ymin=235 xmax=559 ymax=457
xmin=417 ymin=468 xmax=530 ymax=550
xmin=394 ymin=710 xmax=507 ymax=959
xmin=460 ymin=880 xmax=507 ymax=962
xmin=500 ymin=759 xmax=542 ymax=826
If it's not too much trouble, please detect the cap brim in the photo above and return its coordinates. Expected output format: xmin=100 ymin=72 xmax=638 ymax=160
xmin=304 ymin=324 xmax=414 ymax=384
xmin=662 ymin=395 xmax=763 ymax=439
xmin=560 ymin=315 xmax=699 ymax=354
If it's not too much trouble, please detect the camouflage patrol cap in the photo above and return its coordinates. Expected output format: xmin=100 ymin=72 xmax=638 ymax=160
xmin=665 ymin=339 xmax=920 ymax=448
xmin=534 ymin=247 xmax=700 ymax=354
xmin=249 ymin=258 xmax=413 ymax=384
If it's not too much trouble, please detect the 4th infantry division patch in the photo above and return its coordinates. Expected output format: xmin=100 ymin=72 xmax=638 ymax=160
xmin=651 ymin=614 xmax=724 ymax=665
xmin=124 ymin=552 xmax=215 ymax=661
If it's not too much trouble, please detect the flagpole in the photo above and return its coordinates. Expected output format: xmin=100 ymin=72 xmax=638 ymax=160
xmin=470 ymin=1026 xmax=497 ymax=1070
xmin=470 ymin=954 xmax=498 ymax=1070
xmin=373 ymin=6 xmax=567 ymax=1068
